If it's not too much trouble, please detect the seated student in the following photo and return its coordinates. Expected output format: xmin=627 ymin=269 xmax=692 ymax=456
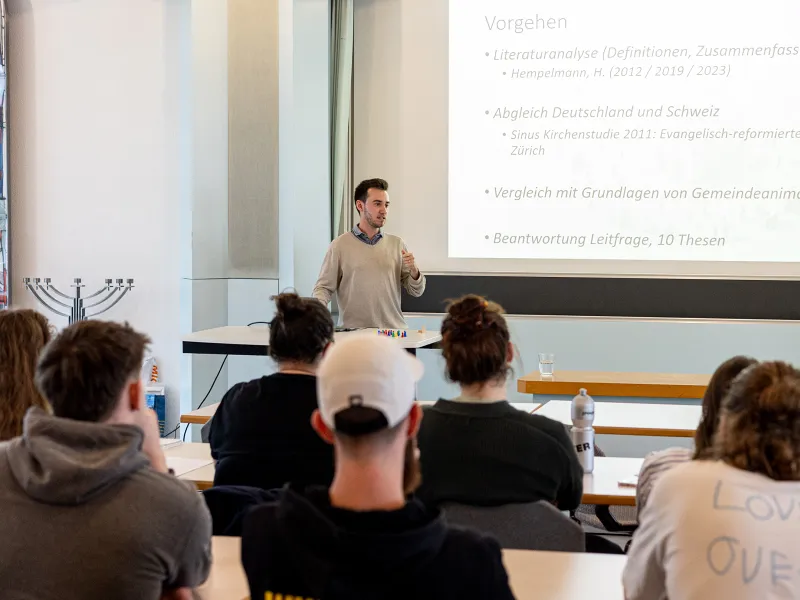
xmin=624 ymin=360 xmax=800 ymax=600
xmin=209 ymin=292 xmax=335 ymax=489
xmin=0 ymin=309 xmax=52 ymax=441
xmin=241 ymin=335 xmax=515 ymax=599
xmin=416 ymin=295 xmax=582 ymax=510
xmin=0 ymin=320 xmax=211 ymax=600
xmin=636 ymin=355 xmax=757 ymax=513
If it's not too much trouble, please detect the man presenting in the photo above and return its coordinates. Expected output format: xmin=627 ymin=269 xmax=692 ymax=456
xmin=313 ymin=178 xmax=426 ymax=329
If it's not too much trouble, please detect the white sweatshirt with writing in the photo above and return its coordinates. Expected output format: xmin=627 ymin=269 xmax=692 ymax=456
xmin=624 ymin=460 xmax=800 ymax=600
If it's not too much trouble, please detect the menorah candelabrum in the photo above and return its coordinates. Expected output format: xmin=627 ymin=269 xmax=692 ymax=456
xmin=24 ymin=278 xmax=134 ymax=324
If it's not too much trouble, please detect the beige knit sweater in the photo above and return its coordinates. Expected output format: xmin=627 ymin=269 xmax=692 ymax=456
xmin=312 ymin=232 xmax=426 ymax=329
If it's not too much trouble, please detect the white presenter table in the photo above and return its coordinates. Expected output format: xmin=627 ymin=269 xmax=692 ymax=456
xmin=183 ymin=326 xmax=442 ymax=356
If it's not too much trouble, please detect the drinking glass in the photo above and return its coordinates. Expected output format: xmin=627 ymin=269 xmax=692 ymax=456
xmin=538 ymin=353 xmax=555 ymax=376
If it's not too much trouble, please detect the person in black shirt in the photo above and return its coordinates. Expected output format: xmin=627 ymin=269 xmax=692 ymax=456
xmin=208 ymin=292 xmax=335 ymax=490
xmin=416 ymin=295 xmax=583 ymax=510
xmin=241 ymin=334 xmax=515 ymax=600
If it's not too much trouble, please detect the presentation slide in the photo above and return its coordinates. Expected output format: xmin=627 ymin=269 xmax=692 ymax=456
xmin=449 ymin=0 xmax=800 ymax=263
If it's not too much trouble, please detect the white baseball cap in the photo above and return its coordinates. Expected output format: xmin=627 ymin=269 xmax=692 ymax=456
xmin=317 ymin=333 xmax=424 ymax=434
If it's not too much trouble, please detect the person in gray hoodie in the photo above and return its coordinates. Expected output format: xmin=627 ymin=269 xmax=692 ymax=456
xmin=0 ymin=320 xmax=212 ymax=600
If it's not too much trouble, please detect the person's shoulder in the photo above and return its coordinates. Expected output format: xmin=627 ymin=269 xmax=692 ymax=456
xmin=438 ymin=525 xmax=507 ymax=578
xmin=442 ymin=523 xmax=502 ymax=550
xmin=421 ymin=399 xmax=450 ymax=415
xmin=219 ymin=379 xmax=250 ymax=403
xmin=509 ymin=409 xmax=569 ymax=438
xmin=382 ymin=233 xmax=406 ymax=247
xmin=330 ymin=232 xmax=356 ymax=247
xmin=243 ymin=497 xmax=282 ymax=530
xmin=127 ymin=469 xmax=212 ymax=577
xmin=0 ymin=442 xmax=14 ymax=478
xmin=645 ymin=458 xmax=718 ymax=506
xmin=222 ymin=375 xmax=278 ymax=404
xmin=500 ymin=410 xmax=578 ymax=462
xmin=136 ymin=467 xmax=207 ymax=498
xmin=641 ymin=447 xmax=693 ymax=473
xmin=131 ymin=469 xmax=211 ymax=543
xmin=241 ymin=496 xmax=284 ymax=553
xmin=659 ymin=457 xmax=719 ymax=483
xmin=129 ymin=468 xmax=210 ymax=522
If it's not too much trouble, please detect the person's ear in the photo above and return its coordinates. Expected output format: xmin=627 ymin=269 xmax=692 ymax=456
xmin=507 ymin=341 xmax=515 ymax=365
xmin=321 ymin=342 xmax=332 ymax=357
xmin=407 ymin=403 xmax=423 ymax=438
xmin=311 ymin=410 xmax=335 ymax=445
xmin=128 ymin=379 xmax=144 ymax=411
xmin=355 ymin=200 xmax=363 ymax=215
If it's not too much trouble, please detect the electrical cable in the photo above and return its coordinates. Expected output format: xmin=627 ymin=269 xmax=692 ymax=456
xmin=182 ymin=355 xmax=227 ymax=441
xmin=181 ymin=320 xmax=270 ymax=441
xmin=162 ymin=423 xmax=181 ymax=438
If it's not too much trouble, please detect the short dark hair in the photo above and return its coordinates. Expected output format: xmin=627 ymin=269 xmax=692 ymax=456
xmin=269 ymin=292 xmax=334 ymax=364
xmin=333 ymin=406 xmax=420 ymax=495
xmin=440 ymin=294 xmax=512 ymax=385
xmin=353 ymin=178 xmax=388 ymax=212
xmin=714 ymin=360 xmax=800 ymax=480
xmin=334 ymin=405 xmax=391 ymax=437
xmin=693 ymin=355 xmax=758 ymax=459
xmin=35 ymin=320 xmax=150 ymax=423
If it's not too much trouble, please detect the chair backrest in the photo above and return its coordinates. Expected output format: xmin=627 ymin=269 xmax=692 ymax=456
xmin=442 ymin=500 xmax=585 ymax=552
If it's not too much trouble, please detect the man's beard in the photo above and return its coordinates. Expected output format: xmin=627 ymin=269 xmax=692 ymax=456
xmin=365 ymin=213 xmax=384 ymax=230
xmin=403 ymin=437 xmax=422 ymax=496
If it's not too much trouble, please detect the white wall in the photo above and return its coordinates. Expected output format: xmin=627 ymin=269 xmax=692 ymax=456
xmin=7 ymin=0 xmax=339 ymax=438
xmin=8 ymin=0 xmax=190 ymax=428
xmin=289 ymin=0 xmax=332 ymax=297
xmin=185 ymin=0 xmax=331 ymax=430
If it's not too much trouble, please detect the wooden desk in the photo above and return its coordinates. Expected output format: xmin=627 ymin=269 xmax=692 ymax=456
xmin=181 ymin=403 xmax=219 ymax=424
xmin=197 ymin=537 xmax=625 ymax=600
xmin=164 ymin=443 xmax=636 ymax=503
xmin=183 ymin=326 xmax=443 ymax=356
xmin=164 ymin=442 xmax=214 ymax=491
xmin=533 ymin=400 xmax=700 ymax=437
xmin=196 ymin=536 xmax=248 ymax=600
xmin=518 ymin=370 xmax=709 ymax=399
xmin=582 ymin=457 xmax=641 ymax=506
xmin=504 ymin=549 xmax=625 ymax=599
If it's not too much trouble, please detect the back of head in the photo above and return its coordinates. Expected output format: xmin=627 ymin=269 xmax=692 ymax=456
xmin=693 ymin=355 xmax=758 ymax=458
xmin=713 ymin=360 xmax=800 ymax=481
xmin=269 ymin=292 xmax=334 ymax=365
xmin=316 ymin=334 xmax=424 ymax=493
xmin=0 ymin=309 xmax=52 ymax=439
xmin=329 ymin=411 xmax=422 ymax=497
xmin=440 ymin=295 xmax=511 ymax=385
xmin=36 ymin=320 xmax=150 ymax=422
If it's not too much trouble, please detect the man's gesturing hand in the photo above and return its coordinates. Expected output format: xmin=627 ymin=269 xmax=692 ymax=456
xmin=402 ymin=250 xmax=420 ymax=280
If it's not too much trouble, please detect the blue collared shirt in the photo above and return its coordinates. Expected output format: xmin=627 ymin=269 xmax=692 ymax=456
xmin=351 ymin=224 xmax=383 ymax=246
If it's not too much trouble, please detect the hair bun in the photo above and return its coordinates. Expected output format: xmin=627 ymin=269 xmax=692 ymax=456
xmin=446 ymin=295 xmax=490 ymax=335
xmin=274 ymin=292 xmax=306 ymax=320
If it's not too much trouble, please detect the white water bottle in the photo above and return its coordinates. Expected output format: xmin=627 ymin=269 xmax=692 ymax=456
xmin=570 ymin=388 xmax=595 ymax=473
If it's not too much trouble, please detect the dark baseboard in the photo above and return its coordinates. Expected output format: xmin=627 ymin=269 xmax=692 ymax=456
xmin=402 ymin=275 xmax=800 ymax=321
